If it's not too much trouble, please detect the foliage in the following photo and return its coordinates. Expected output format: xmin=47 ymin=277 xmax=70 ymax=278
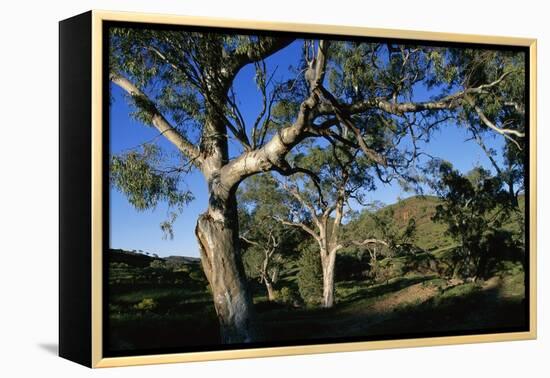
xmin=276 ymin=286 xmax=299 ymax=306
xmin=239 ymin=174 xmax=303 ymax=285
xmin=335 ymin=251 xmax=371 ymax=281
xmin=289 ymin=145 xmax=376 ymax=212
xmin=370 ymin=207 xmax=419 ymax=256
xmin=134 ymin=298 xmax=157 ymax=311
xmin=149 ymin=259 xmax=166 ymax=269
xmin=109 ymin=27 xmax=526 ymax=241
xmin=431 ymin=163 xmax=514 ymax=278
xmin=110 ymin=145 xmax=193 ymax=238
xmin=108 ymin=28 xmax=528 ymax=338
xmin=297 ymin=245 xmax=323 ymax=306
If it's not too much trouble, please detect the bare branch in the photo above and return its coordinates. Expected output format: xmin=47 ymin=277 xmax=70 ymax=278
xmin=239 ymin=234 xmax=260 ymax=247
xmin=317 ymin=86 xmax=388 ymax=166
xmin=471 ymin=127 xmax=503 ymax=176
xmin=463 ymin=95 xmax=524 ymax=149
xmin=219 ymin=88 xmax=322 ymax=190
xmin=110 ymin=72 xmax=203 ymax=166
xmin=273 ymin=216 xmax=320 ymax=242
xmin=228 ymin=37 xmax=295 ymax=80
xmin=317 ymin=70 xmax=520 ymax=116
xmin=504 ymin=101 xmax=525 ymax=115
xmin=351 ymin=238 xmax=388 ymax=247
xmin=274 ymin=164 xmax=327 ymax=208
xmin=218 ymin=40 xmax=332 ymax=190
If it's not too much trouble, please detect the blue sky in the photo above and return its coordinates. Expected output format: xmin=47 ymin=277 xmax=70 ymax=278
xmin=109 ymin=40 xmax=505 ymax=258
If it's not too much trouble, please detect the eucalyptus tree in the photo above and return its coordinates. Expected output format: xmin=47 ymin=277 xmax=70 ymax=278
xmin=109 ymin=26 xmax=526 ymax=342
xmin=272 ymin=145 xmax=382 ymax=308
xmin=344 ymin=203 xmax=418 ymax=280
xmin=238 ymin=175 xmax=300 ymax=301
xmin=458 ymin=49 xmax=527 ymax=209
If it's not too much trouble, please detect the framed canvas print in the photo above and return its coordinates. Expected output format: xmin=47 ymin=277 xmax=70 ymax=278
xmin=59 ymin=10 xmax=537 ymax=368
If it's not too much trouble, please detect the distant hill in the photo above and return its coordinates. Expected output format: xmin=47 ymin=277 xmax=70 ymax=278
xmin=350 ymin=194 xmax=524 ymax=253
xmin=109 ymin=248 xmax=160 ymax=267
xmin=109 ymin=249 xmax=200 ymax=268
xmin=379 ymin=196 xmax=453 ymax=252
xmin=348 ymin=196 xmax=450 ymax=252
xmin=110 ymin=193 xmax=524 ymax=266
xmin=164 ymin=255 xmax=201 ymax=265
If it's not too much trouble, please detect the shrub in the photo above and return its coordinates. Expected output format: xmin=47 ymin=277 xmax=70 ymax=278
xmin=277 ymin=286 xmax=299 ymax=305
xmin=297 ymin=246 xmax=323 ymax=306
xmin=335 ymin=251 xmax=369 ymax=281
xmin=189 ymin=269 xmax=206 ymax=283
xmin=134 ymin=298 xmax=157 ymax=311
xmin=149 ymin=260 xmax=166 ymax=269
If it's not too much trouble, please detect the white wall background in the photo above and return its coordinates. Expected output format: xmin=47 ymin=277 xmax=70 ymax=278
xmin=0 ymin=0 xmax=547 ymax=376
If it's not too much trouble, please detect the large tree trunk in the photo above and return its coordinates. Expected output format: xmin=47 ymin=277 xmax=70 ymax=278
xmin=320 ymin=249 xmax=337 ymax=308
xmin=195 ymin=190 xmax=259 ymax=343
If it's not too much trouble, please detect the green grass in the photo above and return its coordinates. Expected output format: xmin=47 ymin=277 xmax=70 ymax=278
xmin=108 ymin=259 xmax=526 ymax=350
xmin=106 ymin=192 xmax=527 ymax=351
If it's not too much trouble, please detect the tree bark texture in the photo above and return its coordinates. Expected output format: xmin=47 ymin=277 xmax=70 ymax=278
xmin=320 ymin=249 xmax=337 ymax=308
xmin=264 ymin=280 xmax=276 ymax=302
xmin=195 ymin=190 xmax=259 ymax=343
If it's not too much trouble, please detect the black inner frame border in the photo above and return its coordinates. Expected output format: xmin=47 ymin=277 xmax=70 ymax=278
xmin=101 ymin=19 xmax=531 ymax=358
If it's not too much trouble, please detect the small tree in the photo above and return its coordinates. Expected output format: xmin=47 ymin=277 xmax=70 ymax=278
xmin=344 ymin=203 xmax=417 ymax=280
xmin=271 ymin=143 xmax=386 ymax=308
xmin=149 ymin=259 xmax=167 ymax=269
xmin=239 ymin=175 xmax=300 ymax=301
xmin=297 ymin=244 xmax=323 ymax=306
xmin=432 ymin=163 xmax=510 ymax=279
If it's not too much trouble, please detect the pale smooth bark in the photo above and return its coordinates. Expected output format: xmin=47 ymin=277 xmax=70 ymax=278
xmin=111 ymin=40 xmax=325 ymax=342
xmin=111 ymin=37 xmax=523 ymax=341
xmin=320 ymin=246 xmax=338 ymax=308
xmin=279 ymin=185 xmax=346 ymax=308
xmin=195 ymin=192 xmax=259 ymax=342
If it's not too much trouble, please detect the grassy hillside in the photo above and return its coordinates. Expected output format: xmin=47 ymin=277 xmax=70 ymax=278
xmin=350 ymin=194 xmax=525 ymax=253
xmin=106 ymin=194 xmax=526 ymax=352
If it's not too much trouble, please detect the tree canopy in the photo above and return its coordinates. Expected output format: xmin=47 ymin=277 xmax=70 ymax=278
xmin=108 ymin=24 xmax=526 ymax=341
xmin=110 ymin=29 xmax=526 ymax=220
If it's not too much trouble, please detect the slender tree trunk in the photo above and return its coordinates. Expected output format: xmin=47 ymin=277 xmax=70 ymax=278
xmin=508 ymin=180 xmax=519 ymax=208
xmin=195 ymin=190 xmax=259 ymax=343
xmin=260 ymin=249 xmax=277 ymax=301
xmin=320 ymin=249 xmax=337 ymax=308
xmin=264 ymin=279 xmax=276 ymax=301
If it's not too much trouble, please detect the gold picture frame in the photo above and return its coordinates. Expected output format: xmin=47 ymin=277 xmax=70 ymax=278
xmin=59 ymin=10 xmax=537 ymax=368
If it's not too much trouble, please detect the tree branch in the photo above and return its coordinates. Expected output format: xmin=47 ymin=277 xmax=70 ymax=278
xmin=228 ymin=37 xmax=295 ymax=80
xmin=317 ymin=70 xmax=519 ymax=117
xmin=110 ymin=73 xmax=203 ymax=166
xmin=219 ymin=88 xmax=322 ymax=190
xmin=279 ymin=180 xmax=321 ymax=229
xmin=239 ymin=233 xmax=260 ymax=247
xmin=273 ymin=164 xmax=327 ymax=208
xmin=351 ymin=238 xmax=388 ymax=247
xmin=317 ymin=86 xmax=388 ymax=166
xmin=463 ymin=95 xmax=525 ymax=149
xmin=273 ymin=216 xmax=320 ymax=243
xmin=219 ymin=40 xmax=330 ymax=190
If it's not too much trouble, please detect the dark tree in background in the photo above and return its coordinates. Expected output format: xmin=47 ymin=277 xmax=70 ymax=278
xmin=109 ymin=25 xmax=525 ymax=342
xmin=432 ymin=164 xmax=516 ymax=279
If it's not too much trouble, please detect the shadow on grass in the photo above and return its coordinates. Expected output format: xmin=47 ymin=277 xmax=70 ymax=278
xmin=338 ymin=275 xmax=436 ymax=304
xmin=363 ymin=284 xmax=526 ymax=337
xmin=107 ymin=275 xmax=526 ymax=352
xmin=259 ymin=279 xmax=526 ymax=343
